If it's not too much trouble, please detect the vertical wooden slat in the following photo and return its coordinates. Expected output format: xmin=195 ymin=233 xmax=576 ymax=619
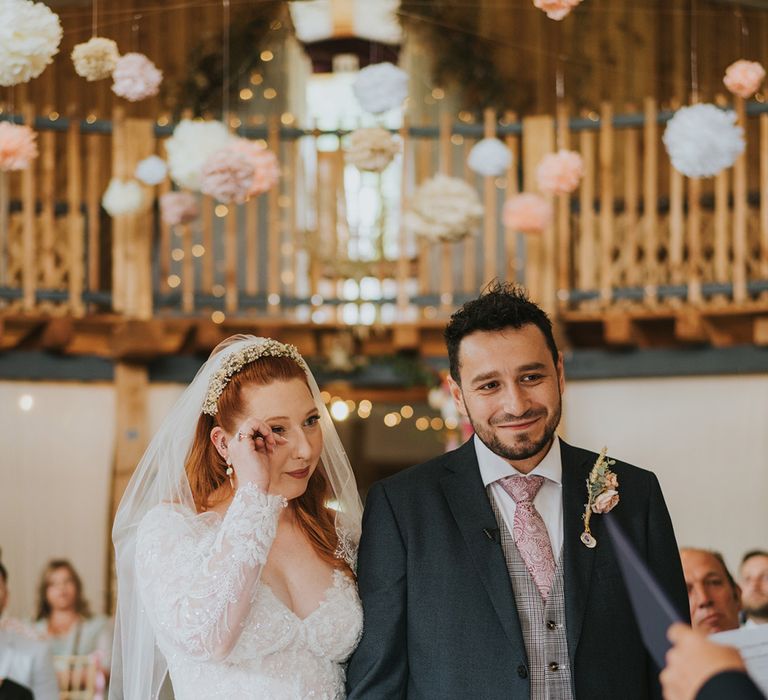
xmin=642 ymin=98 xmax=658 ymax=303
xmin=578 ymin=129 xmax=596 ymax=293
xmin=111 ymin=107 xmax=126 ymax=312
xmin=245 ymin=196 xmax=259 ymax=296
xmin=267 ymin=115 xmax=281 ymax=313
xmin=760 ymin=113 xmax=768 ymax=281
xmin=157 ymin=141 xmax=171 ymax=295
xmin=521 ymin=114 xmax=555 ymax=308
xmin=181 ymin=224 xmax=194 ymax=312
xmin=598 ymin=102 xmax=614 ymax=305
xmin=86 ymin=127 xmax=101 ymax=292
xmin=732 ymin=97 xmax=748 ymax=302
xmin=482 ymin=108 xmax=497 ymax=285
xmin=201 ymin=196 xmax=214 ymax=293
xmin=556 ymin=103 xmax=571 ymax=306
xmin=396 ymin=116 xmax=410 ymax=313
xmin=504 ymin=111 xmax=519 ymax=286
xmin=0 ymin=170 xmax=8 ymax=286
xmin=462 ymin=132 xmax=477 ymax=292
xmin=225 ymin=204 xmax=238 ymax=312
xmin=439 ymin=111 xmax=453 ymax=312
xmin=668 ymin=166 xmax=684 ymax=287
xmin=288 ymin=136 xmax=299 ymax=300
xmin=67 ymin=109 xmax=84 ymax=315
xmin=39 ymin=130 xmax=56 ymax=288
xmin=416 ymin=122 xmax=431 ymax=298
xmin=686 ymin=175 xmax=702 ymax=304
xmin=622 ymin=121 xmax=639 ymax=287
xmin=21 ymin=103 xmax=36 ymax=311
xmin=714 ymin=169 xmax=729 ymax=284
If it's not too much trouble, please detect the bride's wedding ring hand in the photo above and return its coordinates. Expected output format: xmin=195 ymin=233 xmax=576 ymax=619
xmin=228 ymin=418 xmax=287 ymax=494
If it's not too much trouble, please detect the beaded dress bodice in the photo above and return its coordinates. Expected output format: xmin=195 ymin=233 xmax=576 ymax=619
xmin=135 ymin=483 xmax=362 ymax=699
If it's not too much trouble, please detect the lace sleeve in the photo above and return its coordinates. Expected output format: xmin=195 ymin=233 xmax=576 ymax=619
xmin=135 ymin=482 xmax=286 ymax=662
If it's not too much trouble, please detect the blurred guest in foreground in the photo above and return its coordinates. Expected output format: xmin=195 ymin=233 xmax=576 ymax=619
xmin=681 ymin=548 xmax=741 ymax=634
xmin=661 ymin=623 xmax=764 ymax=700
xmin=0 ymin=560 xmax=58 ymax=700
xmin=740 ymin=550 xmax=768 ymax=627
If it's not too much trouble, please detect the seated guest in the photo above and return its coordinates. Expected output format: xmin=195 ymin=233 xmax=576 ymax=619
xmin=661 ymin=623 xmax=765 ymax=700
xmin=681 ymin=548 xmax=741 ymax=634
xmin=740 ymin=550 xmax=768 ymax=627
xmin=32 ymin=559 xmax=112 ymax=685
xmin=0 ymin=560 xmax=58 ymax=700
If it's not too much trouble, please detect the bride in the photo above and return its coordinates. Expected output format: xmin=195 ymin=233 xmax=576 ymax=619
xmin=110 ymin=336 xmax=363 ymax=699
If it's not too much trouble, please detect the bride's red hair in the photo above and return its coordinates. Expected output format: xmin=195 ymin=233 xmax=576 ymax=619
xmin=185 ymin=355 xmax=352 ymax=576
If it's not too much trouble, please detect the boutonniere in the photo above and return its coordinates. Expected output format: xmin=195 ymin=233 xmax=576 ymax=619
xmin=580 ymin=447 xmax=619 ymax=548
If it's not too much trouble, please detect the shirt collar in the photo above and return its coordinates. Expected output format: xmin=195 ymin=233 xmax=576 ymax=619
xmin=474 ymin=433 xmax=563 ymax=487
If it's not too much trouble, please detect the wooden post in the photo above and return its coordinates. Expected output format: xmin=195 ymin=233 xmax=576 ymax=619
xmin=642 ymin=97 xmax=658 ymax=304
xmin=760 ymin=113 xmax=768 ymax=282
xmin=578 ymin=129 xmax=596 ymax=295
xmin=668 ymin=167 xmax=685 ymax=287
xmin=267 ymin=116 xmax=281 ymax=314
xmin=732 ymin=97 xmax=748 ymax=302
xmin=21 ymin=103 xmax=36 ymax=311
xmin=225 ymin=204 xmax=238 ymax=313
xmin=503 ymin=111 xmax=519 ymax=286
xmin=714 ymin=169 xmax=729 ymax=285
xmin=598 ymin=102 xmax=615 ymax=306
xmin=556 ymin=102 xmax=571 ymax=308
xmin=245 ymin=195 xmax=259 ymax=297
xmin=416 ymin=119 xmax=431 ymax=301
xmin=522 ymin=114 xmax=555 ymax=309
xmin=181 ymin=224 xmax=194 ymax=312
xmin=686 ymin=176 xmax=702 ymax=304
xmin=86 ymin=126 xmax=102 ymax=293
xmin=439 ymin=111 xmax=453 ymax=312
xmin=201 ymin=195 xmax=214 ymax=294
xmin=622 ymin=118 xmax=639 ymax=287
xmin=111 ymin=107 xmax=126 ymax=313
xmin=40 ymin=130 xmax=56 ymax=290
xmin=0 ymin=170 xmax=7 ymax=286
xmin=67 ymin=108 xmax=85 ymax=316
xmin=463 ymin=131 xmax=477 ymax=292
xmin=482 ymin=108 xmax=498 ymax=286
xmin=396 ymin=115 xmax=410 ymax=313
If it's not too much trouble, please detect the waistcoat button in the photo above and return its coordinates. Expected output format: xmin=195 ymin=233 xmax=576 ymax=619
xmin=548 ymin=662 xmax=560 ymax=672
xmin=546 ymin=620 xmax=557 ymax=630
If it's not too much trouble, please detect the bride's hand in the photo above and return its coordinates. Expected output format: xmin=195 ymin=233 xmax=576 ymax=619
xmin=227 ymin=419 xmax=287 ymax=494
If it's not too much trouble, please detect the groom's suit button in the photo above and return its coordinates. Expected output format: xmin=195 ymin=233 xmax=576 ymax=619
xmin=517 ymin=664 xmax=528 ymax=679
xmin=548 ymin=662 xmax=560 ymax=672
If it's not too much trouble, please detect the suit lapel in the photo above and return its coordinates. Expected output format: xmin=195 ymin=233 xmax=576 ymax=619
xmin=561 ymin=440 xmax=600 ymax=665
xmin=439 ymin=441 xmax=526 ymax=653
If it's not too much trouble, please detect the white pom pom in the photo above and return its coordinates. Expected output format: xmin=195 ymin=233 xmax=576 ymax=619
xmin=134 ymin=155 xmax=168 ymax=185
xmin=352 ymin=62 xmax=409 ymax=114
xmin=102 ymin=179 xmax=148 ymax=217
xmin=467 ymin=138 xmax=512 ymax=177
xmin=164 ymin=120 xmax=233 ymax=191
xmin=405 ymin=174 xmax=483 ymax=243
xmin=0 ymin=0 xmax=62 ymax=86
xmin=663 ymin=104 xmax=745 ymax=178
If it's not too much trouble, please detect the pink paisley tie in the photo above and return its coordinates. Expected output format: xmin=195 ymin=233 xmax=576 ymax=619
xmin=499 ymin=475 xmax=555 ymax=600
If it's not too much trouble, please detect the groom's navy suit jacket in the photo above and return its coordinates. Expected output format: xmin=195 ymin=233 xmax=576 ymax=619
xmin=346 ymin=439 xmax=690 ymax=699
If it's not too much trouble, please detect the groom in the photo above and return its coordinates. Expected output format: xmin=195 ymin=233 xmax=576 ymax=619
xmin=347 ymin=283 xmax=689 ymax=699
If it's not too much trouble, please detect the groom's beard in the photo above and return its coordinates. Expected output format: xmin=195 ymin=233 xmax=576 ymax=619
xmin=467 ymin=400 xmax=561 ymax=463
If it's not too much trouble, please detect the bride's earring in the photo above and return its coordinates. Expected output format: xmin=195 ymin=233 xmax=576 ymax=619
xmin=225 ymin=455 xmax=234 ymax=488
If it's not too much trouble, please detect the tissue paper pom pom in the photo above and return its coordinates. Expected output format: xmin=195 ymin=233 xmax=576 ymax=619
xmin=663 ymin=103 xmax=744 ymax=178
xmin=536 ymin=149 xmax=584 ymax=194
xmin=165 ymin=119 xmax=233 ymax=191
xmin=225 ymin=139 xmax=280 ymax=195
xmin=134 ymin=155 xmax=167 ymax=185
xmin=503 ymin=193 xmax=552 ymax=233
xmin=200 ymin=149 xmax=255 ymax=204
xmin=352 ymin=62 xmax=409 ymax=114
xmin=111 ymin=52 xmax=162 ymax=102
xmin=71 ymin=37 xmax=119 ymax=81
xmin=0 ymin=0 xmax=62 ymax=86
xmin=102 ymin=179 xmax=147 ymax=217
xmin=723 ymin=60 xmax=766 ymax=99
xmin=533 ymin=0 xmax=582 ymax=20
xmin=0 ymin=122 xmax=38 ymax=171
xmin=160 ymin=191 xmax=199 ymax=226
xmin=467 ymin=138 xmax=512 ymax=177
xmin=345 ymin=127 xmax=400 ymax=172
xmin=404 ymin=174 xmax=483 ymax=242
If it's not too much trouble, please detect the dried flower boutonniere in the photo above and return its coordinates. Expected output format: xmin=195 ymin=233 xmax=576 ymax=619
xmin=580 ymin=447 xmax=619 ymax=548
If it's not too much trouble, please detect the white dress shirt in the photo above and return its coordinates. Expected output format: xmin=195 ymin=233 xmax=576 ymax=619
xmin=475 ymin=433 xmax=564 ymax=558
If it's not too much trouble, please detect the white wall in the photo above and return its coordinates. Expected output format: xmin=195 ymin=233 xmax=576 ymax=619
xmin=1 ymin=374 xmax=765 ymax=619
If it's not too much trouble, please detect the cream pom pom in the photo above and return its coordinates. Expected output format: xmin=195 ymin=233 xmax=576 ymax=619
xmin=165 ymin=119 xmax=233 ymax=191
xmin=200 ymin=149 xmax=255 ymax=204
xmin=160 ymin=191 xmax=199 ymax=226
xmin=0 ymin=122 xmax=38 ymax=171
xmin=536 ymin=149 xmax=584 ymax=194
xmin=663 ymin=103 xmax=745 ymax=178
xmin=723 ymin=60 xmax=766 ymax=99
xmin=533 ymin=0 xmax=582 ymax=20
xmin=134 ymin=155 xmax=168 ymax=185
xmin=71 ymin=37 xmax=119 ymax=81
xmin=102 ymin=178 xmax=148 ymax=217
xmin=0 ymin=0 xmax=62 ymax=86
xmin=111 ymin=52 xmax=162 ymax=102
xmin=503 ymin=193 xmax=552 ymax=233
xmin=404 ymin=174 xmax=483 ymax=243
xmin=345 ymin=127 xmax=400 ymax=172
xmin=467 ymin=138 xmax=512 ymax=177
xmin=352 ymin=62 xmax=409 ymax=114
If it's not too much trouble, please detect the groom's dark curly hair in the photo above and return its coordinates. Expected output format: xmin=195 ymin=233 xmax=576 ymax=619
xmin=444 ymin=281 xmax=559 ymax=383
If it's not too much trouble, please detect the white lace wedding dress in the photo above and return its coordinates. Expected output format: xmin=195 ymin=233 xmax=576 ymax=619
xmin=135 ymin=483 xmax=363 ymax=699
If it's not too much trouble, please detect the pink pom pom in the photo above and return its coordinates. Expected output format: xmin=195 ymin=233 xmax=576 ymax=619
xmin=533 ymin=0 xmax=582 ymax=20
xmin=112 ymin=52 xmax=162 ymax=102
xmin=160 ymin=191 xmax=199 ymax=226
xmin=0 ymin=122 xmax=38 ymax=171
xmin=226 ymin=139 xmax=280 ymax=196
xmin=503 ymin=193 xmax=552 ymax=233
xmin=200 ymin=148 xmax=255 ymax=204
xmin=536 ymin=149 xmax=584 ymax=194
xmin=723 ymin=60 xmax=766 ymax=99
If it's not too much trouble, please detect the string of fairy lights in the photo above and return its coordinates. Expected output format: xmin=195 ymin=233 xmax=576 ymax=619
xmin=318 ymin=391 xmax=458 ymax=432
